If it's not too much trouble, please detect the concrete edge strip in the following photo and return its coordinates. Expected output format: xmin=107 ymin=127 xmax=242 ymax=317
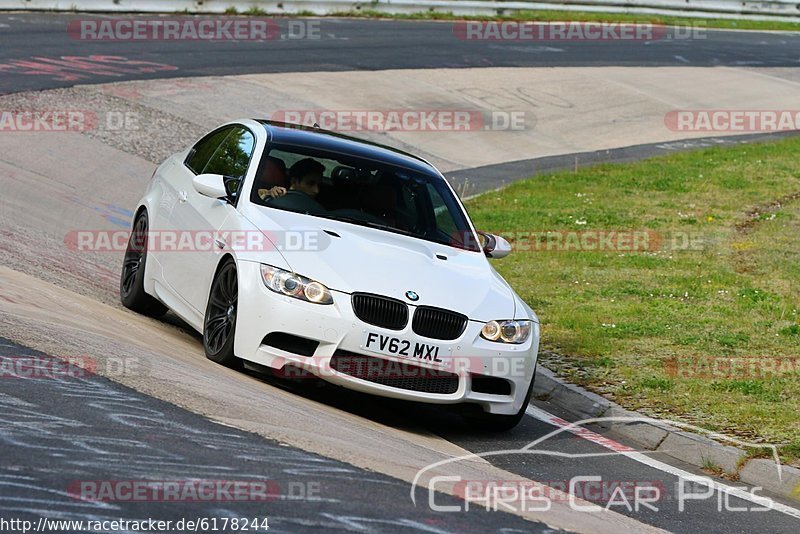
xmin=1 ymin=0 xmax=800 ymax=23
xmin=531 ymin=364 xmax=800 ymax=502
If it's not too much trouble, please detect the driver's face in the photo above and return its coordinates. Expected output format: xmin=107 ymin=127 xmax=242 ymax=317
xmin=293 ymin=172 xmax=322 ymax=197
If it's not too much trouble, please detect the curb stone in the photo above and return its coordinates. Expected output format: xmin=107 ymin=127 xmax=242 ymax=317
xmin=532 ymin=364 xmax=800 ymax=503
xmin=656 ymin=432 xmax=744 ymax=474
xmin=739 ymin=459 xmax=800 ymax=498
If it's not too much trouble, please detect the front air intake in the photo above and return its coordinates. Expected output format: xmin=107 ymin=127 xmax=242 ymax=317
xmin=330 ymin=351 xmax=459 ymax=394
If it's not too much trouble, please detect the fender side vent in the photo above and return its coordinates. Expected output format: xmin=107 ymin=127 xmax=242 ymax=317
xmin=261 ymin=332 xmax=318 ymax=357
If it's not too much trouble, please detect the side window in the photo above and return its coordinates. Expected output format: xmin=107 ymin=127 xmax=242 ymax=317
xmin=185 ymin=127 xmax=232 ymax=174
xmin=203 ymin=127 xmax=256 ymax=180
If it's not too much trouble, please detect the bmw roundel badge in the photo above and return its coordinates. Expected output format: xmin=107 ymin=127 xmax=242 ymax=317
xmin=405 ymin=291 xmax=419 ymax=301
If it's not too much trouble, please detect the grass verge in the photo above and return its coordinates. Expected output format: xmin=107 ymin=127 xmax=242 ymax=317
xmin=464 ymin=136 xmax=800 ymax=464
xmin=225 ymin=6 xmax=800 ymax=33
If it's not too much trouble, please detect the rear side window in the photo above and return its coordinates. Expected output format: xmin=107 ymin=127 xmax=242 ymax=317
xmin=185 ymin=127 xmax=232 ymax=174
xmin=203 ymin=128 xmax=255 ymax=180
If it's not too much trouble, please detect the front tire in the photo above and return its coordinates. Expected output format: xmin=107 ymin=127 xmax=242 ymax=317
xmin=203 ymin=259 xmax=241 ymax=368
xmin=120 ymin=210 xmax=168 ymax=317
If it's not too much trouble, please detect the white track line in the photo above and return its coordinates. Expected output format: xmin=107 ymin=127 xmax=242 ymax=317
xmin=526 ymin=405 xmax=800 ymax=520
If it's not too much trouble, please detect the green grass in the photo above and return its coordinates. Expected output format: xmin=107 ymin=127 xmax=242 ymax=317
xmin=322 ymin=9 xmax=800 ymax=32
xmin=244 ymin=7 xmax=269 ymax=16
xmin=219 ymin=5 xmax=800 ymax=32
xmin=464 ymin=137 xmax=800 ymax=464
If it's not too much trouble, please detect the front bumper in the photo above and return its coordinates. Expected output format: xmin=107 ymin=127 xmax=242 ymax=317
xmin=234 ymin=261 xmax=539 ymax=415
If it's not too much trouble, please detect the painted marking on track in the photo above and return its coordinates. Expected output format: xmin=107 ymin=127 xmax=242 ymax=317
xmin=528 ymin=409 xmax=636 ymax=453
xmin=526 ymin=405 xmax=800 ymax=520
xmin=0 ymin=55 xmax=178 ymax=82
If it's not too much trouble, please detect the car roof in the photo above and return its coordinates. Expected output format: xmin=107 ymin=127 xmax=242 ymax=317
xmin=256 ymin=120 xmax=438 ymax=175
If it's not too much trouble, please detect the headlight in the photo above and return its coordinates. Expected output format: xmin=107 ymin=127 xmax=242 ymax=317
xmin=260 ymin=264 xmax=333 ymax=304
xmin=481 ymin=320 xmax=531 ymax=344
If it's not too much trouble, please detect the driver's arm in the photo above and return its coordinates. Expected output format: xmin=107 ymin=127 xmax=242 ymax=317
xmin=258 ymin=186 xmax=287 ymax=200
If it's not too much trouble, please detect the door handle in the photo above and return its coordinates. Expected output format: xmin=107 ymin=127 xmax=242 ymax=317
xmin=178 ymin=191 xmax=188 ymax=203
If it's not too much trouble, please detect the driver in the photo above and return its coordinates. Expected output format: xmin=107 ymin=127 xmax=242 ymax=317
xmin=287 ymin=158 xmax=324 ymax=198
xmin=265 ymin=158 xmax=326 ymax=214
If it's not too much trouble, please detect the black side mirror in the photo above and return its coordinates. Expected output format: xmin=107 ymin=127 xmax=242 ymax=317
xmin=223 ymin=176 xmax=242 ymax=204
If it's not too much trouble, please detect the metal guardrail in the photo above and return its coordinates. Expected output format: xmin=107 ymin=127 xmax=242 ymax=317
xmin=1 ymin=0 xmax=800 ymax=22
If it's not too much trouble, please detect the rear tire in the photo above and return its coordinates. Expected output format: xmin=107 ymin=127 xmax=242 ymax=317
xmin=120 ymin=210 xmax=168 ymax=317
xmin=465 ymin=365 xmax=537 ymax=432
xmin=203 ymin=259 xmax=241 ymax=368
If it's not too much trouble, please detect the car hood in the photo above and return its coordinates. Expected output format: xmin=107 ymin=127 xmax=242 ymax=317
xmin=242 ymin=206 xmax=516 ymax=321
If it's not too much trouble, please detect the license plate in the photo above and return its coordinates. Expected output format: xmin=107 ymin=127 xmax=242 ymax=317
xmin=361 ymin=331 xmax=446 ymax=363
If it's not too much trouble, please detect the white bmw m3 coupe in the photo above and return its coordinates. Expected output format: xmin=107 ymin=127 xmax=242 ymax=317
xmin=120 ymin=120 xmax=539 ymax=430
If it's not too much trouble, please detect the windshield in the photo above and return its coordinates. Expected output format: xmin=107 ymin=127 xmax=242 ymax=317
xmin=249 ymin=143 xmax=481 ymax=252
